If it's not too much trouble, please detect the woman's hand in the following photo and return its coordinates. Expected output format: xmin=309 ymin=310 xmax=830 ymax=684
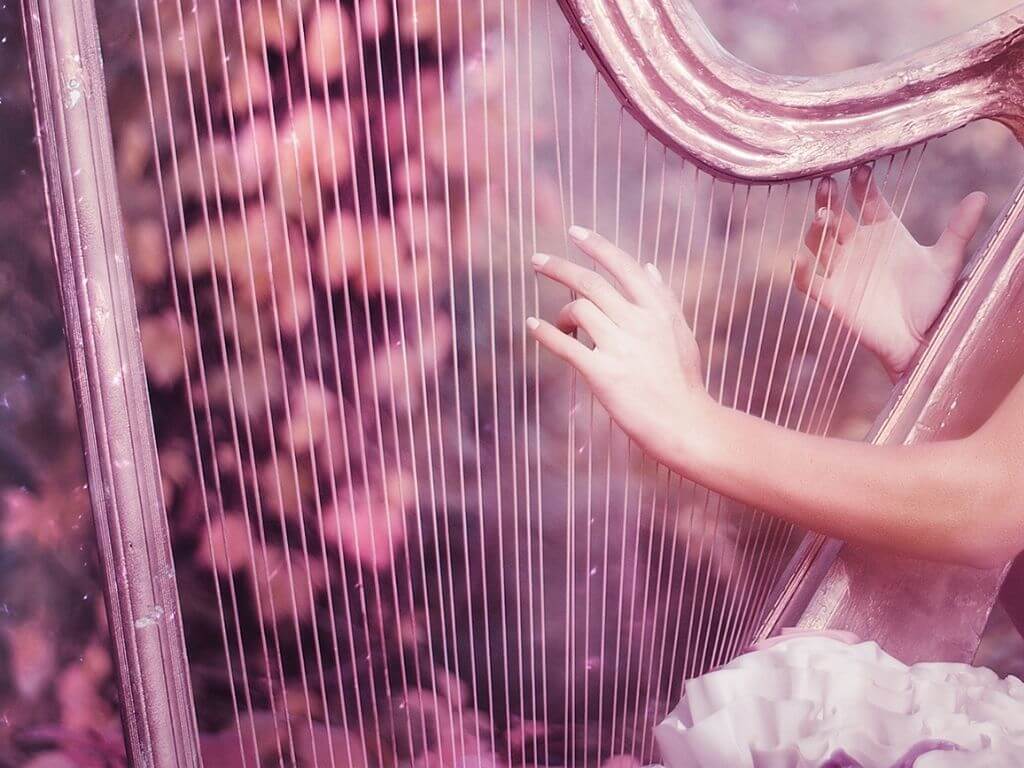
xmin=527 ymin=226 xmax=711 ymax=466
xmin=798 ymin=165 xmax=987 ymax=378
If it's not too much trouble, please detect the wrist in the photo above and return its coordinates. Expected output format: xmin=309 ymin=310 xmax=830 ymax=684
xmin=665 ymin=390 xmax=721 ymax=475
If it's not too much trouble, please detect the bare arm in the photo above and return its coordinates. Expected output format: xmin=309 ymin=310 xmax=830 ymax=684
xmin=676 ymin=383 xmax=1023 ymax=567
xmin=529 ymin=221 xmax=1022 ymax=570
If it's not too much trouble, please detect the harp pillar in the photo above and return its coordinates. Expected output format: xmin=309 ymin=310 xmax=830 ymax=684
xmin=22 ymin=0 xmax=201 ymax=764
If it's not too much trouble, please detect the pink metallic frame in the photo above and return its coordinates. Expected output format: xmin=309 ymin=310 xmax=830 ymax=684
xmin=22 ymin=0 xmax=1024 ymax=764
xmin=557 ymin=0 xmax=1024 ymax=181
xmin=22 ymin=0 xmax=200 ymax=766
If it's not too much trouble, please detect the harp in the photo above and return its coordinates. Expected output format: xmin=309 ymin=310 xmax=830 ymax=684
xmin=19 ymin=0 xmax=1024 ymax=765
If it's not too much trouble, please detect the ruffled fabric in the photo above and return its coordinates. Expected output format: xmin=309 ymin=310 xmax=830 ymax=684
xmin=654 ymin=633 xmax=1024 ymax=767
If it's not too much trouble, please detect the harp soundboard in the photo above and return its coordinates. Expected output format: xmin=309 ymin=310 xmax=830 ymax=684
xmin=20 ymin=0 xmax=1024 ymax=765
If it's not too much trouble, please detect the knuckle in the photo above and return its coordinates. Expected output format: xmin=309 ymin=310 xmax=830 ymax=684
xmin=578 ymin=274 xmax=604 ymax=296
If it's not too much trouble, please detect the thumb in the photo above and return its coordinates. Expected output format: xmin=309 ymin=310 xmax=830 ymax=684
xmin=934 ymin=191 xmax=988 ymax=264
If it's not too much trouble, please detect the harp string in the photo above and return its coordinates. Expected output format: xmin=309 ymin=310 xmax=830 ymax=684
xmin=735 ymin=150 xmax=920 ymax=657
xmin=749 ymin=147 xmax=925 ymax=647
xmin=618 ymin=133 xmax=661 ymax=754
xmin=685 ymin=178 xmax=819 ymax=671
xmin=265 ymin=4 xmax=348 ymax=758
xmin=275 ymin=0 xmax=418 ymax=760
xmin=349 ymin=0 xmax=429 ymax=753
xmin=430 ymin=0 xmax=484 ymax=759
xmin=686 ymin=183 xmax=740 ymax=685
xmin=690 ymin=179 xmax=798 ymax=685
xmin=130 ymin=4 xmax=264 ymax=763
xmin=579 ymin=67 xmax=602 ymax=768
xmin=508 ymin=0 xmax=530 ymax=755
xmin=185 ymin=2 xmax=310 ymax=761
xmin=540 ymin=5 xmax=580 ymax=766
xmin=821 ymin=145 xmax=930 ymax=436
xmin=263 ymin=1 xmax=384 ymax=761
xmin=220 ymin=0 xmax=347 ymax=755
xmin=720 ymin=173 xmax=848 ymax=667
xmin=799 ymin=160 xmax=900 ymax=434
xmin=698 ymin=184 xmax=757 ymax=678
xmin=591 ymin=103 xmax=627 ymax=765
xmin=137 ymin=3 xmax=301 ymax=763
xmin=694 ymin=182 xmax=750 ymax=682
xmin=339 ymin=0 xmax=436 ymax=757
xmin=299 ymin=0 xmax=397 ymax=757
xmin=651 ymin=164 xmax=711 ymax=731
xmin=713 ymin=184 xmax=795 ymax=666
xmin=443 ymin=0 xmax=496 ymax=757
xmin=361 ymin=0 xmax=436 ymax=752
xmin=701 ymin=184 xmax=777 ymax=677
xmin=676 ymin=174 xmax=727 ymax=688
xmin=707 ymin=175 xmax=845 ymax=674
xmin=364 ymin=0 xmax=456 ymax=757
xmin=380 ymin=0 xmax=454 ymax=753
xmin=606 ymin=129 xmax=651 ymax=757
xmin=403 ymin=2 xmax=467 ymax=760
xmin=248 ymin=4 xmax=345 ymax=757
xmin=700 ymin=176 xmax=852 ymax=675
xmin=128 ymin=1 xmax=946 ymax=763
xmin=496 ymin=0 xmax=527 ymax=763
xmin=525 ymin=3 xmax=551 ymax=763
xmin=634 ymin=158 xmax=703 ymax=761
xmin=476 ymin=0 xmax=519 ymax=763
xmin=285 ymin=6 xmax=369 ymax=761
xmin=471 ymin=0 xmax=507 ymax=765
xmin=620 ymin=153 xmax=691 ymax=758
xmin=622 ymin=143 xmax=673 ymax=754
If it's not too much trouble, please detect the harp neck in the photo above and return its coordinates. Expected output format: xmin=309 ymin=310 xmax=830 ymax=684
xmin=560 ymin=0 xmax=1024 ymax=181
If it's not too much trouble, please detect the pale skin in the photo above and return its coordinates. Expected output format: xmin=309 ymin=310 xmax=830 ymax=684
xmin=528 ymin=165 xmax=1024 ymax=569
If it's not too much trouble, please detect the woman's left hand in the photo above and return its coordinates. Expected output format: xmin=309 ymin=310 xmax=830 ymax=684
xmin=528 ymin=226 xmax=711 ymax=466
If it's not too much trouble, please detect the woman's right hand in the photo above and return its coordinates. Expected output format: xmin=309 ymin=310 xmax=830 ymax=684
xmin=797 ymin=165 xmax=987 ymax=378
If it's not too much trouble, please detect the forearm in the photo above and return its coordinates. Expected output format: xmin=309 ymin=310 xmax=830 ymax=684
xmin=669 ymin=399 xmax=1012 ymax=567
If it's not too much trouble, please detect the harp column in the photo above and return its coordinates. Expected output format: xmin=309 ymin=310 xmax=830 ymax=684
xmin=22 ymin=1 xmax=200 ymax=765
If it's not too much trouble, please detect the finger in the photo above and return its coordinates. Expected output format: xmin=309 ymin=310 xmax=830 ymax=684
xmin=527 ymin=316 xmax=594 ymax=373
xmin=793 ymin=251 xmax=816 ymax=295
xmin=850 ymin=164 xmax=893 ymax=224
xmin=555 ymin=299 xmax=618 ymax=347
xmin=568 ymin=225 xmax=652 ymax=303
xmin=814 ymin=176 xmax=842 ymax=215
xmin=804 ymin=207 xmax=831 ymax=256
xmin=804 ymin=207 xmax=848 ymax=269
xmin=793 ymin=254 xmax=842 ymax=310
xmin=645 ymin=262 xmax=663 ymax=285
xmin=531 ymin=252 xmax=633 ymax=320
xmin=934 ymin=191 xmax=987 ymax=262
xmin=815 ymin=177 xmax=856 ymax=245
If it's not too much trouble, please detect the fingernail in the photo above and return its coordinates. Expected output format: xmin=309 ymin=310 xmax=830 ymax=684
xmin=526 ymin=316 xmax=540 ymax=330
xmin=645 ymin=263 xmax=663 ymax=283
xmin=568 ymin=225 xmax=589 ymax=242
xmin=816 ymin=207 xmax=829 ymax=221
xmin=532 ymin=252 xmax=550 ymax=268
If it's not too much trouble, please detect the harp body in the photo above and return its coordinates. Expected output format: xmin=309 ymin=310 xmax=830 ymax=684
xmin=19 ymin=0 xmax=1024 ymax=766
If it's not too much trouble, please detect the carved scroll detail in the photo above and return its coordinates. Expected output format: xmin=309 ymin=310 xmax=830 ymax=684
xmin=558 ymin=0 xmax=1024 ymax=181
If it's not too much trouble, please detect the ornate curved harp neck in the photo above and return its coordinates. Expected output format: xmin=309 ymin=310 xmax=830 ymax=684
xmin=559 ymin=0 xmax=1024 ymax=180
